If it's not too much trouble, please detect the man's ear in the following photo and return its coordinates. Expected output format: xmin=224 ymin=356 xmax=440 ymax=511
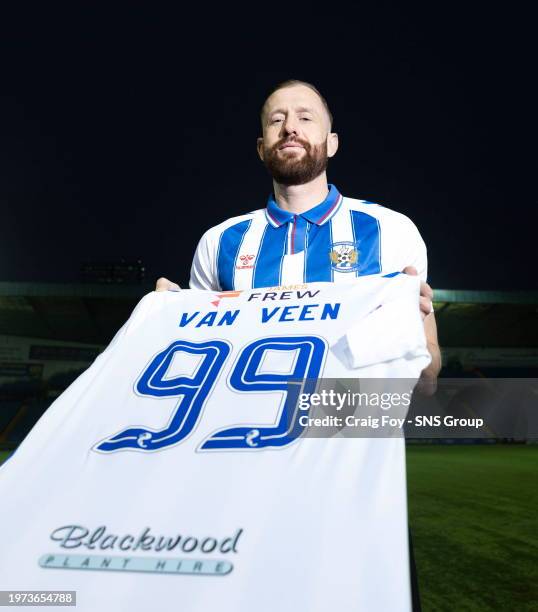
xmin=257 ymin=137 xmax=265 ymax=161
xmin=327 ymin=132 xmax=339 ymax=158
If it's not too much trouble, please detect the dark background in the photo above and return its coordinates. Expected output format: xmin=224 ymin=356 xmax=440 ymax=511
xmin=1 ymin=6 xmax=535 ymax=290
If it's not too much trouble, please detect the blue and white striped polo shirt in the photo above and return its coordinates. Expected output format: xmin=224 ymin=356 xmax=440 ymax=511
xmin=189 ymin=184 xmax=427 ymax=291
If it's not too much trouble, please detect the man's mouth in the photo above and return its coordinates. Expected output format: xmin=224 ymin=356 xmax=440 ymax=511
xmin=279 ymin=142 xmax=305 ymax=150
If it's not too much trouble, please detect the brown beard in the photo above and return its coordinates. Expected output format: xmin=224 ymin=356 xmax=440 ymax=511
xmin=262 ymin=137 xmax=328 ymax=186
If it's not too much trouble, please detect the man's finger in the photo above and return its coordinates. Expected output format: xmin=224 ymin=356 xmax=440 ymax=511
xmin=155 ymin=277 xmax=180 ymax=292
xmin=420 ymin=281 xmax=434 ymax=300
xmin=419 ymin=296 xmax=432 ymax=316
xmin=403 ymin=266 xmax=418 ymax=276
xmin=156 ymin=277 xmax=170 ymax=291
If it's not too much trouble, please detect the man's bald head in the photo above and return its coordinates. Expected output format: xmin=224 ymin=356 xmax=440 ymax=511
xmin=260 ymin=80 xmax=334 ymax=131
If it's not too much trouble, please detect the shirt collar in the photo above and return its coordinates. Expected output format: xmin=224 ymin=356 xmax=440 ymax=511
xmin=265 ymin=184 xmax=343 ymax=228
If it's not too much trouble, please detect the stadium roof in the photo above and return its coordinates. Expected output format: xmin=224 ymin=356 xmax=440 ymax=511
xmin=0 ymin=282 xmax=536 ymax=348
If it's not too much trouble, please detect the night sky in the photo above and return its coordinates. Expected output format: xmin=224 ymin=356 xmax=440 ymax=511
xmin=1 ymin=7 xmax=535 ymax=291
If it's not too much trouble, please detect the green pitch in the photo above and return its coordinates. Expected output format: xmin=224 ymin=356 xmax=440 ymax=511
xmin=0 ymin=446 xmax=536 ymax=610
xmin=407 ymin=444 xmax=538 ymax=611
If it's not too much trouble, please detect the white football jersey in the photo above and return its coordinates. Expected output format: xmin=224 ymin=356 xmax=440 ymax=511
xmin=0 ymin=274 xmax=430 ymax=612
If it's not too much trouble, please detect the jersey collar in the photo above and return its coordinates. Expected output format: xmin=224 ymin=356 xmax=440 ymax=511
xmin=265 ymin=184 xmax=343 ymax=228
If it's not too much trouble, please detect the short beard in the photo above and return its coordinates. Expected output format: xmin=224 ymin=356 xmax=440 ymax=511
xmin=262 ymin=138 xmax=328 ymax=186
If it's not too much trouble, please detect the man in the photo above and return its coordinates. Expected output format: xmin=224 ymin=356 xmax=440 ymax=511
xmin=157 ymin=79 xmax=441 ymax=385
xmin=158 ymin=79 xmax=435 ymax=610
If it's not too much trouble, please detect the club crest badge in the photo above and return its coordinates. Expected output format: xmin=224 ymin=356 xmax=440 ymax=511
xmin=329 ymin=242 xmax=360 ymax=272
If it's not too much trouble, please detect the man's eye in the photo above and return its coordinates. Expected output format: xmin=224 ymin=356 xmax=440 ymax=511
xmin=272 ymin=118 xmax=283 ymax=124
xmin=300 ymin=117 xmax=312 ymax=121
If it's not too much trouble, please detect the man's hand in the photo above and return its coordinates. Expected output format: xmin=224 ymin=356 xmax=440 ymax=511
xmin=403 ymin=266 xmax=433 ymax=320
xmin=155 ymin=277 xmax=181 ymax=292
xmin=403 ymin=266 xmax=441 ymax=394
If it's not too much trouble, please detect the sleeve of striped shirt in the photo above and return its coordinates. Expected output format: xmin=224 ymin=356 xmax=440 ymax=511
xmin=189 ymin=228 xmax=221 ymax=291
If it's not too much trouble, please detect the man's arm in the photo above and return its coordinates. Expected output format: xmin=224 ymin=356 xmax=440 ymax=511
xmin=420 ymin=311 xmax=441 ymax=392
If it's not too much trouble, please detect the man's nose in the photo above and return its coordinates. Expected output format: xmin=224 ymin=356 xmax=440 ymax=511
xmin=282 ymin=115 xmax=299 ymax=136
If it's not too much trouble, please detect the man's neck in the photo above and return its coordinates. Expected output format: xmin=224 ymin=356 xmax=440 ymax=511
xmin=273 ymin=174 xmax=330 ymax=214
